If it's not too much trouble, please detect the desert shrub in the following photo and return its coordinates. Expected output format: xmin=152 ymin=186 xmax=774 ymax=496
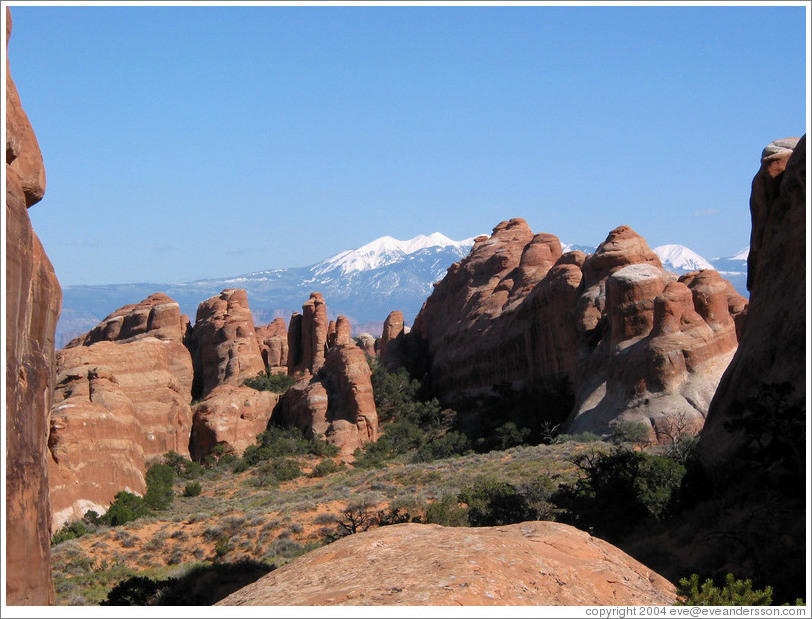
xmin=424 ymin=495 xmax=469 ymax=527
xmin=103 ymin=576 xmax=161 ymax=606
xmin=182 ymin=481 xmax=202 ymax=497
xmin=102 ymin=491 xmax=150 ymax=527
xmin=52 ymin=520 xmax=91 ymax=546
xmin=554 ymin=432 xmax=604 ymax=443
xmin=236 ymin=427 xmax=338 ymax=472
xmin=143 ymin=463 xmax=175 ymax=510
xmin=310 ymin=459 xmax=342 ymax=477
xmin=161 ymin=451 xmax=202 ymax=479
xmin=458 ymin=479 xmax=538 ymax=527
xmin=454 ymin=378 xmax=573 ymax=452
xmin=376 ymin=506 xmax=423 ymax=526
xmin=414 ymin=431 xmax=471 ymax=462
xmin=676 ymin=573 xmax=780 ymax=606
xmin=552 ymin=448 xmax=686 ymax=540
xmin=611 ymin=420 xmax=651 ymax=446
xmin=214 ymin=534 xmax=231 ymax=558
xmin=243 ymin=370 xmax=296 ymax=393
xmin=253 ymin=458 xmax=301 ymax=486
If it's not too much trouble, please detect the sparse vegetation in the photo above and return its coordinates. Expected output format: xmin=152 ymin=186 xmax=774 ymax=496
xmin=552 ymin=447 xmax=686 ymax=540
xmin=675 ymin=573 xmax=801 ymax=606
xmin=243 ymin=370 xmax=296 ymax=394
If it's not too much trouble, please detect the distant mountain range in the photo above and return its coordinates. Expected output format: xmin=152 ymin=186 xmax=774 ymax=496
xmin=56 ymin=234 xmax=749 ymax=348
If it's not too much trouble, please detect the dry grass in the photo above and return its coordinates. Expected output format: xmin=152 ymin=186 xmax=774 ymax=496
xmin=50 ymin=439 xmax=609 ymax=605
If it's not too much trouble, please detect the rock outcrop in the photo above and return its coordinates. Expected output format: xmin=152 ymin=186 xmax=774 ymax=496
xmin=188 ymin=289 xmax=281 ymax=459
xmin=700 ymin=136 xmax=806 ymax=468
xmin=378 ymin=310 xmax=409 ymax=371
xmin=278 ymin=296 xmax=378 ymax=455
xmin=190 ymin=289 xmax=266 ymax=399
xmin=255 ymin=317 xmax=288 ymax=373
xmin=217 ymin=521 xmax=676 ymax=606
xmin=409 ymin=218 xmax=747 ymax=438
xmin=189 ymin=385 xmax=281 ymax=461
xmin=287 ymin=292 xmax=329 ymax=375
xmin=691 ymin=136 xmax=806 ymax=597
xmin=5 ymin=8 xmax=61 ymax=604
xmin=48 ymin=295 xmax=195 ymax=529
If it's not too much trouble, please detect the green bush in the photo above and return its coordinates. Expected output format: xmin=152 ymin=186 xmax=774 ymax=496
xmin=102 ymin=491 xmax=149 ymax=527
xmin=143 ymin=463 xmax=175 ymax=510
xmin=424 ymin=495 xmax=469 ymax=527
xmin=236 ymin=427 xmax=339 ymax=472
xmin=182 ymin=481 xmax=202 ymax=497
xmin=161 ymin=451 xmax=202 ymax=479
xmin=414 ymin=431 xmax=471 ymax=462
xmin=458 ymin=479 xmax=538 ymax=527
xmin=310 ymin=459 xmax=342 ymax=477
xmin=552 ymin=448 xmax=686 ymax=540
xmin=611 ymin=421 xmax=651 ymax=446
xmin=51 ymin=518 xmax=92 ymax=546
xmin=253 ymin=458 xmax=302 ymax=486
xmin=243 ymin=370 xmax=296 ymax=394
xmin=676 ymin=573 xmax=776 ymax=606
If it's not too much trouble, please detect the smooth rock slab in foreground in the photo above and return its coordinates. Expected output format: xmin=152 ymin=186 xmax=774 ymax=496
xmin=217 ymin=521 xmax=676 ymax=606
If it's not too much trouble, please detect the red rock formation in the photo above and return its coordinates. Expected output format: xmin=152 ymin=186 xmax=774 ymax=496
xmin=278 ymin=297 xmax=378 ymax=455
xmin=48 ymin=361 xmax=147 ymax=529
xmin=700 ymin=136 xmax=806 ymax=468
xmin=255 ymin=317 xmax=288 ymax=373
xmin=378 ymin=310 xmax=406 ymax=370
xmin=47 ymin=294 xmax=196 ymax=528
xmin=333 ymin=315 xmax=352 ymax=346
xmin=190 ymin=385 xmax=281 ymax=461
xmin=217 ymin=521 xmax=676 ymax=606
xmin=69 ymin=292 xmax=190 ymax=346
xmin=5 ymin=8 xmax=60 ymax=604
xmin=410 ymin=219 xmax=746 ymax=438
xmin=286 ymin=292 xmax=329 ymax=375
xmin=191 ymin=289 xmax=266 ymax=398
xmin=280 ymin=342 xmax=379 ymax=456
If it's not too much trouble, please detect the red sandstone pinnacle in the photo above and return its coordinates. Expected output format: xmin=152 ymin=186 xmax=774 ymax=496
xmin=278 ymin=295 xmax=378 ymax=455
xmin=5 ymin=7 xmax=60 ymax=604
xmin=287 ymin=292 xmax=329 ymax=375
xmin=192 ymin=288 xmax=266 ymax=398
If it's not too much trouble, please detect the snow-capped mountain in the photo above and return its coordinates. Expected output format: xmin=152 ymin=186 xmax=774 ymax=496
xmin=654 ymin=244 xmax=715 ymax=273
xmin=55 ymin=235 xmax=749 ymax=348
xmin=313 ymin=233 xmax=476 ymax=276
xmin=56 ymin=234 xmax=477 ymax=346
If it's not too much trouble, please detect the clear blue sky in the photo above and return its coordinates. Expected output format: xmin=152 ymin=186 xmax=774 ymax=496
xmin=6 ymin=2 xmax=808 ymax=285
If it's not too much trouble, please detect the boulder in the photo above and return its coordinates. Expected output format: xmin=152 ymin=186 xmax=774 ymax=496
xmin=217 ymin=521 xmax=676 ymax=606
xmin=5 ymin=7 xmax=60 ymax=604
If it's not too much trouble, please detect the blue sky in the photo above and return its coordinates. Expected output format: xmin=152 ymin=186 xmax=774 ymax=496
xmin=6 ymin=2 xmax=808 ymax=285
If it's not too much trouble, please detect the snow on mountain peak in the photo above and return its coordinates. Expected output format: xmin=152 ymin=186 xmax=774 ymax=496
xmin=314 ymin=233 xmax=475 ymax=276
xmin=729 ymin=246 xmax=750 ymax=261
xmin=654 ymin=244 xmax=714 ymax=272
